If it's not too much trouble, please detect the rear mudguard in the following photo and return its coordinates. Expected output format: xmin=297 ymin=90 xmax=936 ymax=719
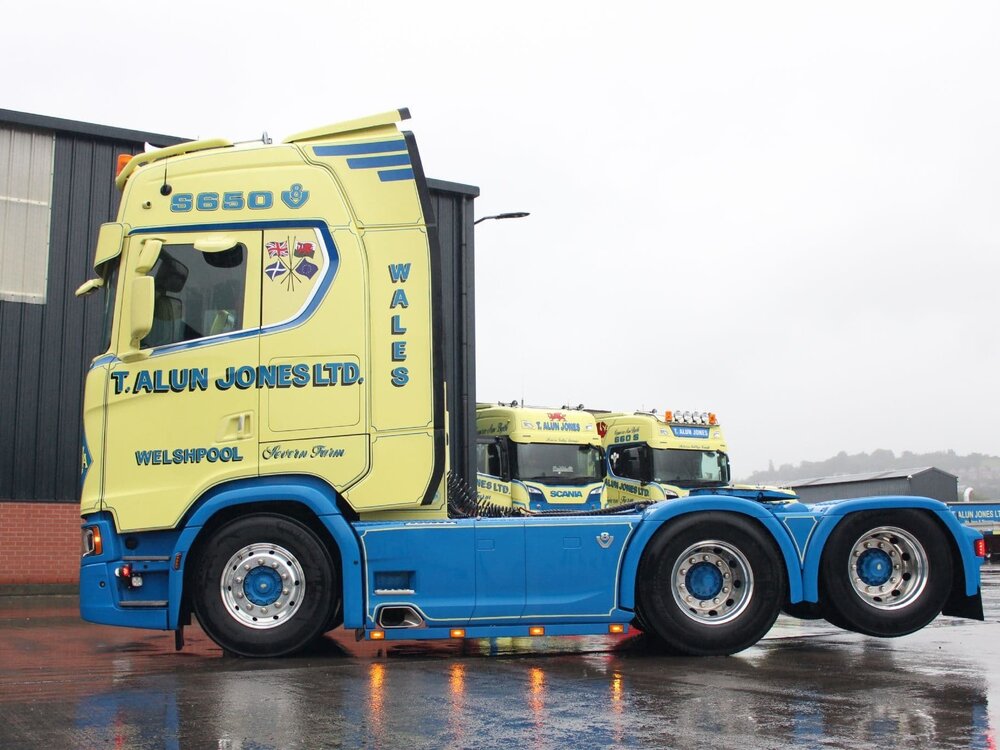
xmin=793 ymin=495 xmax=983 ymax=601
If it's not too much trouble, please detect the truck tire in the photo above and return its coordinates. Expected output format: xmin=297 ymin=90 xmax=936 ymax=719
xmin=191 ymin=514 xmax=339 ymax=657
xmin=818 ymin=509 xmax=952 ymax=637
xmin=637 ymin=512 xmax=786 ymax=656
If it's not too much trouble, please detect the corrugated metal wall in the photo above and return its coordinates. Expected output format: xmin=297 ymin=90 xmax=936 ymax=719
xmin=790 ymin=471 xmax=957 ymax=504
xmin=0 ymin=113 xmax=479 ymax=504
xmin=0 ymin=127 xmax=155 ymax=502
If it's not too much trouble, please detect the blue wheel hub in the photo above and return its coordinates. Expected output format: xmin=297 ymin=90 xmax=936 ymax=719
xmin=856 ymin=549 xmax=893 ymax=587
xmin=244 ymin=566 xmax=283 ymax=606
xmin=686 ymin=562 xmax=724 ymax=600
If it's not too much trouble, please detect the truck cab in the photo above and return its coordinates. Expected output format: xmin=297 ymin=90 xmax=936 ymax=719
xmin=598 ymin=410 xmax=797 ymax=506
xmin=475 ymin=403 xmax=605 ymax=511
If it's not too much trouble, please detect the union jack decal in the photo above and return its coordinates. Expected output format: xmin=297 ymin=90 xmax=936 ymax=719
xmin=264 ymin=235 xmax=321 ymax=291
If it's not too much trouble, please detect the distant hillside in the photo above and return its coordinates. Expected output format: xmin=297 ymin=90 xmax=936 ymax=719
xmin=740 ymin=449 xmax=1000 ymax=501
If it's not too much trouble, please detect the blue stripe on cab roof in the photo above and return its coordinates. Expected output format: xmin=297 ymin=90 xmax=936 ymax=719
xmin=346 ymin=154 xmax=411 ymax=169
xmin=378 ymin=168 xmax=414 ymax=182
xmin=313 ymin=140 xmax=408 ymax=156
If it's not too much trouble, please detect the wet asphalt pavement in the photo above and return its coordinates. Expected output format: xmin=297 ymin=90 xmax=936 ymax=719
xmin=1 ymin=564 xmax=998 ymax=749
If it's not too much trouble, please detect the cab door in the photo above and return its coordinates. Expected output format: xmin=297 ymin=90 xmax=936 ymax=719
xmin=102 ymin=229 xmax=262 ymax=531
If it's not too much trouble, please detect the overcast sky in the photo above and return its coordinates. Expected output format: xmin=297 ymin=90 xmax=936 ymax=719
xmin=4 ymin=1 xmax=998 ymax=474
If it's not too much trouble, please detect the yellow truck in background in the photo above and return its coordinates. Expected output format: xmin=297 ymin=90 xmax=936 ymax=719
xmin=475 ymin=403 xmax=605 ymax=511
xmin=597 ymin=410 xmax=797 ymax=506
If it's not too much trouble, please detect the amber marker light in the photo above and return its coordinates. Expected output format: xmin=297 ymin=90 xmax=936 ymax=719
xmin=664 ymin=411 xmax=673 ymax=422
xmin=608 ymin=624 xmax=625 ymax=634
xmin=529 ymin=626 xmax=545 ymax=636
xmin=370 ymin=630 xmax=385 ymax=640
xmin=115 ymin=153 xmax=132 ymax=176
xmin=708 ymin=413 xmax=718 ymax=425
xmin=450 ymin=629 xmax=466 ymax=638
xmin=974 ymin=538 xmax=987 ymax=558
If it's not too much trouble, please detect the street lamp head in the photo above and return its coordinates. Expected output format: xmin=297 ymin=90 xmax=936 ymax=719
xmin=474 ymin=211 xmax=530 ymax=225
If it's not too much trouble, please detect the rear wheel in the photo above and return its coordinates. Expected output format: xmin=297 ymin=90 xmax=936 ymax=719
xmin=819 ymin=510 xmax=952 ymax=637
xmin=191 ymin=514 xmax=339 ymax=657
xmin=637 ymin=513 xmax=786 ymax=656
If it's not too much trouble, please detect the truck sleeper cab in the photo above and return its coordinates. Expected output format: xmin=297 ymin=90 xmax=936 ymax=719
xmin=77 ymin=111 xmax=985 ymax=659
xmin=476 ymin=403 xmax=606 ymax=511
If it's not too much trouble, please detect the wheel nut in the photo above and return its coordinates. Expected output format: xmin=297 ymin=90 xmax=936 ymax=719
xmin=261 ymin=607 xmax=268 ymax=614
xmin=700 ymin=601 xmax=708 ymax=607
xmin=236 ymin=592 xmax=243 ymax=599
xmin=680 ymin=568 xmax=687 ymax=575
xmin=244 ymin=563 xmax=251 ymax=571
xmin=686 ymin=596 xmax=693 ymax=603
xmin=281 ymin=573 xmax=289 ymax=580
xmin=690 ymin=557 xmax=697 ymax=564
xmin=722 ymin=588 xmax=729 ymax=594
xmin=282 ymin=588 xmax=290 ymax=595
xmin=271 ymin=562 xmax=279 ymax=569
xmin=713 ymin=598 xmax=719 ymax=604
xmin=235 ymin=577 xmax=242 ymax=584
xmin=702 ymin=555 xmax=710 ymax=562
xmin=257 ymin=558 xmax=265 ymax=566
xmin=245 ymin=604 xmax=253 ymax=611
xmin=275 ymin=602 xmax=282 ymax=609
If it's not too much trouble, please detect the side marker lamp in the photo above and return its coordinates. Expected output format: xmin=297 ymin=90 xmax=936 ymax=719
xmin=974 ymin=538 xmax=987 ymax=558
xmin=529 ymin=626 xmax=545 ymax=636
xmin=609 ymin=624 xmax=625 ymax=634
xmin=115 ymin=153 xmax=133 ymax=177
xmin=81 ymin=526 xmax=103 ymax=557
xmin=450 ymin=629 xmax=466 ymax=639
xmin=708 ymin=413 xmax=718 ymax=425
xmin=370 ymin=630 xmax=385 ymax=640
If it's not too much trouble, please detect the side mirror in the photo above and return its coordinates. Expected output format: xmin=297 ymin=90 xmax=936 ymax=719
xmin=135 ymin=239 xmax=163 ymax=275
xmin=74 ymin=278 xmax=104 ymax=297
xmin=121 ymin=276 xmax=154 ymax=361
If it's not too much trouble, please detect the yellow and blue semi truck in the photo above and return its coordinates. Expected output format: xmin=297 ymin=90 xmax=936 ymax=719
xmin=599 ymin=410 xmax=796 ymax=506
xmin=475 ymin=403 xmax=605 ymax=511
xmin=76 ymin=109 xmax=986 ymax=657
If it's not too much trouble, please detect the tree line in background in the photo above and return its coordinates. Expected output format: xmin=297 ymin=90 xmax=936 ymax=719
xmin=739 ymin=449 xmax=1000 ymax=502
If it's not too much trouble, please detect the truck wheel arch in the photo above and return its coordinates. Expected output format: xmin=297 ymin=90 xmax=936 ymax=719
xmin=618 ymin=498 xmax=805 ymax=612
xmin=798 ymin=497 xmax=982 ymax=605
xmin=167 ymin=476 xmax=364 ymax=631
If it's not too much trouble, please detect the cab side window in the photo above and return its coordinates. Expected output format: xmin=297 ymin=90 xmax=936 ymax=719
xmin=477 ymin=440 xmax=503 ymax=477
xmin=610 ymin=445 xmax=643 ymax=480
xmin=141 ymin=243 xmax=247 ymax=349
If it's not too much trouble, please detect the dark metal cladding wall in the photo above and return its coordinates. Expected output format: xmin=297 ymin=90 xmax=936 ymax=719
xmin=427 ymin=179 xmax=479 ymax=484
xmin=0 ymin=130 xmax=154 ymax=502
xmin=792 ymin=478 xmax=911 ymax=504
xmin=911 ymin=471 xmax=959 ymax=503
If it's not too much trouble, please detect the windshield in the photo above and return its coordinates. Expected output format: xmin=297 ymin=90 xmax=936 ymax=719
xmin=651 ymin=449 xmax=730 ymax=488
xmin=97 ymin=258 xmax=120 ymax=355
xmin=513 ymin=443 xmax=604 ymax=485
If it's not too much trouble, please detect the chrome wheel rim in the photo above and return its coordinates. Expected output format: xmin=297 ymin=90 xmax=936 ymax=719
xmin=671 ymin=540 xmax=754 ymax=625
xmin=847 ymin=525 xmax=928 ymax=610
xmin=220 ymin=542 xmax=305 ymax=629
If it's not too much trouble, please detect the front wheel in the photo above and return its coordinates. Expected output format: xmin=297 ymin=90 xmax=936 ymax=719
xmin=818 ymin=510 xmax=952 ymax=637
xmin=637 ymin=513 xmax=786 ymax=656
xmin=191 ymin=514 xmax=339 ymax=657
